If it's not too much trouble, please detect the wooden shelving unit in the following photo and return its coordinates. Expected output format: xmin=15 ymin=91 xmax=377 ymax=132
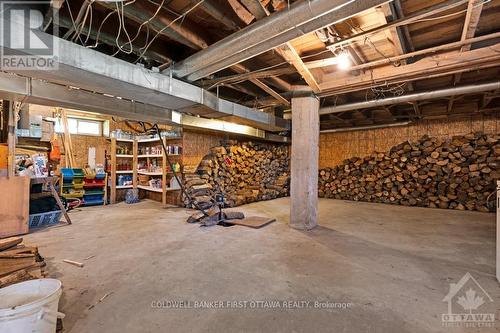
xmin=109 ymin=134 xmax=182 ymax=205
xmin=110 ymin=138 xmax=137 ymax=204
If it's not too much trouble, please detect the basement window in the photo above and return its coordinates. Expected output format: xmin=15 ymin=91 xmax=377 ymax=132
xmin=55 ymin=117 xmax=105 ymax=136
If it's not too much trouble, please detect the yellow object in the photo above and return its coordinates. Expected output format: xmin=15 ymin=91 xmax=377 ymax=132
xmin=0 ymin=144 xmax=7 ymax=169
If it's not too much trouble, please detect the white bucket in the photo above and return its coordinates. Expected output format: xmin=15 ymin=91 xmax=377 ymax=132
xmin=0 ymin=279 xmax=65 ymax=333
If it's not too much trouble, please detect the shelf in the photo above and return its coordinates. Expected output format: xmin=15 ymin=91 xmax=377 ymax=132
xmin=116 ymin=170 xmax=133 ymax=174
xmin=138 ymin=170 xmax=163 ymax=176
xmin=116 ymin=138 xmax=134 ymax=142
xmin=137 ymin=185 xmax=163 ymax=193
xmin=138 ymin=154 xmax=163 ymax=158
xmin=116 ymin=154 xmax=133 ymax=158
xmin=137 ymin=137 xmax=161 ymax=143
xmin=116 ymin=185 xmax=133 ymax=189
xmin=137 ymin=185 xmax=180 ymax=192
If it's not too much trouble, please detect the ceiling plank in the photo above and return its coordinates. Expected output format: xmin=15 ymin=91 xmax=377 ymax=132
xmin=328 ymin=0 xmax=469 ymax=50
xmin=319 ymin=43 xmax=500 ymax=96
xmin=240 ymin=0 xmax=269 ymax=19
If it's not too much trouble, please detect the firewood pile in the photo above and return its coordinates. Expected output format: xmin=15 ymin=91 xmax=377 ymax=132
xmin=184 ymin=141 xmax=290 ymax=208
xmin=0 ymin=237 xmax=47 ymax=288
xmin=318 ymin=133 xmax=499 ymax=212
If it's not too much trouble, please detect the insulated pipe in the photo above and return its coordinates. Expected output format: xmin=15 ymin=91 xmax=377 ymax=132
xmin=320 ymin=121 xmax=412 ymax=133
xmin=319 ymin=81 xmax=500 ymax=115
xmin=171 ymin=0 xmax=389 ymax=80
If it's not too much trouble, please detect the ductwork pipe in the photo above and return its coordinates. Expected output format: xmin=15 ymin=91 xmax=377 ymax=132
xmin=320 ymin=121 xmax=412 ymax=133
xmin=319 ymin=81 xmax=500 ymax=115
xmin=171 ymin=0 xmax=389 ymax=81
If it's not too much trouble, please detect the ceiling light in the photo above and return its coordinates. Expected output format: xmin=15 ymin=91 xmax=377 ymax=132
xmin=337 ymin=51 xmax=351 ymax=70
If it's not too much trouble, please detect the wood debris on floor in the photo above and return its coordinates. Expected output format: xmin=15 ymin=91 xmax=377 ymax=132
xmin=0 ymin=236 xmax=47 ymax=288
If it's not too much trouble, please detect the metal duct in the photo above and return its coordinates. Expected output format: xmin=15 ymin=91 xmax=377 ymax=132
xmin=319 ymin=81 xmax=500 ymax=115
xmin=0 ymin=73 xmax=289 ymax=142
xmin=320 ymin=122 xmax=412 ymax=133
xmin=172 ymin=0 xmax=389 ymax=81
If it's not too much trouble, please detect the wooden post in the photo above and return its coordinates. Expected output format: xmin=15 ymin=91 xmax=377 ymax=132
xmin=132 ymin=139 xmax=138 ymax=189
xmin=290 ymin=88 xmax=319 ymax=230
xmin=110 ymin=138 xmax=117 ymax=204
xmin=49 ymin=177 xmax=72 ymax=224
xmin=7 ymin=101 xmax=17 ymax=177
xmin=162 ymin=137 xmax=167 ymax=206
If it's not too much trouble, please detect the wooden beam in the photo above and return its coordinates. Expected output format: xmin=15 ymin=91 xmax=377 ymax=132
xmin=276 ymin=44 xmax=321 ymax=93
xmin=240 ymin=0 xmax=269 ymax=19
xmin=250 ymin=78 xmax=290 ymax=105
xmin=189 ymin=0 xmax=239 ymax=31
xmin=228 ymin=0 xmax=255 ymax=25
xmin=318 ymin=43 xmax=500 ymax=96
xmin=392 ymin=0 xmax=415 ymax=52
xmin=328 ymin=0 xmax=469 ymax=49
xmin=96 ymin=1 xmax=208 ymax=50
xmin=7 ymin=101 xmax=16 ymax=177
xmin=203 ymin=67 xmax=295 ymax=87
xmin=267 ymin=76 xmax=293 ymax=92
xmin=62 ymin=0 xmax=90 ymax=40
xmin=231 ymin=64 xmax=290 ymax=105
xmin=453 ymin=0 xmax=484 ymax=84
xmin=222 ymin=0 xmax=295 ymax=93
xmin=57 ymin=16 xmax=172 ymax=64
xmin=449 ymin=0 xmax=484 ymax=112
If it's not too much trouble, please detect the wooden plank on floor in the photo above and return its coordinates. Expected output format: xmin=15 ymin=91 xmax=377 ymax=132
xmin=228 ymin=216 xmax=276 ymax=228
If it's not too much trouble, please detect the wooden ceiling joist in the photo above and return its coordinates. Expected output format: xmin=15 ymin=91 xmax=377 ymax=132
xmin=188 ymin=0 xmax=239 ymax=31
xmin=228 ymin=0 xmax=255 ymax=25
xmin=276 ymin=44 xmax=321 ymax=93
xmin=95 ymin=0 xmax=208 ymax=50
xmin=231 ymin=64 xmax=290 ymax=105
xmin=240 ymin=0 xmax=269 ymax=20
xmin=449 ymin=0 xmax=484 ymax=110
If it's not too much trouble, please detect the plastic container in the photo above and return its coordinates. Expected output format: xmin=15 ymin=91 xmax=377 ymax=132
xmin=0 ymin=279 xmax=64 ymax=333
xmin=60 ymin=168 xmax=74 ymax=180
xmin=29 ymin=211 xmax=62 ymax=228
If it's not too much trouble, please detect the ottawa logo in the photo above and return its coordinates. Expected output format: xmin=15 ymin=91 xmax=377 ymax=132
xmin=442 ymin=272 xmax=495 ymax=328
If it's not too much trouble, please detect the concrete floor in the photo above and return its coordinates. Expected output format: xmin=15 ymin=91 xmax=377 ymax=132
xmin=24 ymin=198 xmax=499 ymax=333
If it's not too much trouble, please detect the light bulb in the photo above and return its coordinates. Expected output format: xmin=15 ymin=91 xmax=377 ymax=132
xmin=337 ymin=51 xmax=351 ymax=70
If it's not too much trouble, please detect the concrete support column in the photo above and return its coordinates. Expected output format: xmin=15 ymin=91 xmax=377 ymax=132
xmin=290 ymin=91 xmax=319 ymax=230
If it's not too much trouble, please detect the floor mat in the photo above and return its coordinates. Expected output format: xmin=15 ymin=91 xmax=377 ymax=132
xmin=227 ymin=216 xmax=276 ymax=228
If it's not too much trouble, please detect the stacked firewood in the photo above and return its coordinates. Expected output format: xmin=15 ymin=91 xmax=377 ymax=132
xmin=319 ymin=133 xmax=499 ymax=212
xmin=0 ymin=237 xmax=47 ymax=288
xmin=184 ymin=141 xmax=290 ymax=207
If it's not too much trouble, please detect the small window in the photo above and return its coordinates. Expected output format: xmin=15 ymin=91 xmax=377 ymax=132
xmin=55 ymin=117 xmax=104 ymax=136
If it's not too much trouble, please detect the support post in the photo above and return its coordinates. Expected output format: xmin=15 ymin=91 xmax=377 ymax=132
xmin=7 ymin=101 xmax=17 ymax=178
xmin=290 ymin=88 xmax=319 ymax=230
xmin=110 ymin=138 xmax=117 ymax=204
